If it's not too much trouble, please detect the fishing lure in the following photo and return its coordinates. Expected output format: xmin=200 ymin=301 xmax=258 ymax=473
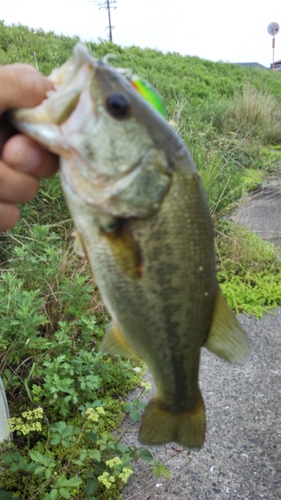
xmin=102 ymin=54 xmax=165 ymax=116
xmin=129 ymin=74 xmax=165 ymax=116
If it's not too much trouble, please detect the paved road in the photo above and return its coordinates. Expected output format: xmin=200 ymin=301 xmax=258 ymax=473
xmin=233 ymin=176 xmax=281 ymax=248
xmin=0 ymin=377 xmax=10 ymax=442
xmin=121 ymin=178 xmax=281 ymax=500
xmin=121 ymin=311 xmax=281 ymax=500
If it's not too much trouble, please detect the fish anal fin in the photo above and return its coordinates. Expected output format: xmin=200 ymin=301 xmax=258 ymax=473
xmin=100 ymin=219 xmax=142 ymax=279
xmin=204 ymin=286 xmax=249 ymax=363
xmin=99 ymin=322 xmax=139 ymax=358
xmin=139 ymin=391 xmax=205 ymax=451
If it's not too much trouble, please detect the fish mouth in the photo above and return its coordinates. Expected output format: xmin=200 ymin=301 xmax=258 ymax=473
xmin=12 ymin=43 xmax=172 ymax=218
xmin=11 ymin=44 xmax=145 ymax=198
xmin=11 ymin=43 xmax=98 ymax=156
xmin=12 ymin=43 xmax=115 ymax=205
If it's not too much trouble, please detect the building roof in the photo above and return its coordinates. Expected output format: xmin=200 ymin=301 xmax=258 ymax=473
xmin=234 ymin=62 xmax=267 ymax=69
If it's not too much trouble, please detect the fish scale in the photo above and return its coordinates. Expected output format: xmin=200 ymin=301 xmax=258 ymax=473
xmin=12 ymin=42 xmax=249 ymax=450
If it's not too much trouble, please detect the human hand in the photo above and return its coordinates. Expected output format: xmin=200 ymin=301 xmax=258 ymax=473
xmin=0 ymin=64 xmax=59 ymax=232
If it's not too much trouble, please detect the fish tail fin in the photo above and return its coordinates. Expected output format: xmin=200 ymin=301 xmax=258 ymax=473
xmin=139 ymin=391 xmax=205 ymax=451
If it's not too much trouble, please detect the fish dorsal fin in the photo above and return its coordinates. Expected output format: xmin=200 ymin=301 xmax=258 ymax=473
xmin=99 ymin=322 xmax=139 ymax=358
xmin=204 ymin=287 xmax=249 ymax=363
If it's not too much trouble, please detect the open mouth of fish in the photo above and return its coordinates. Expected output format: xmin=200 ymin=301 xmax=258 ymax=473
xmin=14 ymin=43 xmax=97 ymax=155
xmin=12 ymin=44 xmax=108 ymax=206
xmin=12 ymin=43 xmax=171 ymax=217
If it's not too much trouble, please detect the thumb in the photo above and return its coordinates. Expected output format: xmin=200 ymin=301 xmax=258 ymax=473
xmin=0 ymin=64 xmax=53 ymax=114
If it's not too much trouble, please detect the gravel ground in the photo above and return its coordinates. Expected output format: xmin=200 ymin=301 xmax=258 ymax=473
xmin=121 ymin=310 xmax=281 ymax=500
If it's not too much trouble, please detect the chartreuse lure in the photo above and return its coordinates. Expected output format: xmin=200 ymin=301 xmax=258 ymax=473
xmin=129 ymin=75 xmax=165 ymax=116
xmin=102 ymin=54 xmax=165 ymax=116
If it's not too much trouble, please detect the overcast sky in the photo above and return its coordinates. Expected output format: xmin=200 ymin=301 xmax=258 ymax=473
xmin=1 ymin=0 xmax=281 ymax=68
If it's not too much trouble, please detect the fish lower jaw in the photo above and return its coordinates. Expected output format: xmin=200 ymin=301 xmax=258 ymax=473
xmin=12 ymin=120 xmax=66 ymax=156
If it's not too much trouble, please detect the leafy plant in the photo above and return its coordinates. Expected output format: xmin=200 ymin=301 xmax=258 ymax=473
xmin=124 ymin=400 xmax=147 ymax=423
xmin=1 ymin=403 xmax=171 ymax=499
xmin=0 ymin=224 xmax=170 ymax=498
xmin=217 ymin=223 xmax=281 ymax=317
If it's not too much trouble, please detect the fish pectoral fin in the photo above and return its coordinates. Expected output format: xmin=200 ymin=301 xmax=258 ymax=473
xmin=99 ymin=323 xmax=139 ymax=358
xmin=100 ymin=219 xmax=142 ymax=279
xmin=139 ymin=392 xmax=205 ymax=451
xmin=204 ymin=286 xmax=249 ymax=363
xmin=72 ymin=230 xmax=86 ymax=258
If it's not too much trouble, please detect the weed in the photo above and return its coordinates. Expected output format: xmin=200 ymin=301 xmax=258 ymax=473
xmin=217 ymin=223 xmax=281 ymax=317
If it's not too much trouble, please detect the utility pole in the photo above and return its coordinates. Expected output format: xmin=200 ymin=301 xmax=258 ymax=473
xmin=96 ymin=0 xmax=117 ymax=42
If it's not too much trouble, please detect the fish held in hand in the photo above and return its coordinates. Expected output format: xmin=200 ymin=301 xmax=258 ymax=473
xmin=12 ymin=43 xmax=249 ymax=450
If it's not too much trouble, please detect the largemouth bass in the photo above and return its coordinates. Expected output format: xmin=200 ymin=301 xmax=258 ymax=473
xmin=12 ymin=43 xmax=249 ymax=450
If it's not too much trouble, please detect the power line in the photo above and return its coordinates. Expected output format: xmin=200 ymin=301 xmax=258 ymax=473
xmin=95 ymin=0 xmax=117 ymax=42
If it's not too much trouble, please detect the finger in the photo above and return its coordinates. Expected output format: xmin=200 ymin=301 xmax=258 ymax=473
xmin=0 ymin=202 xmax=20 ymax=232
xmin=2 ymin=135 xmax=59 ymax=178
xmin=0 ymin=160 xmax=39 ymax=204
xmin=0 ymin=64 xmax=53 ymax=114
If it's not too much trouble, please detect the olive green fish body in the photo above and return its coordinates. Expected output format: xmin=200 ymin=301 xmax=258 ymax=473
xmin=12 ymin=43 xmax=249 ymax=450
xmin=62 ymin=149 xmax=215 ymax=449
xmin=65 ymin=153 xmax=216 ymax=387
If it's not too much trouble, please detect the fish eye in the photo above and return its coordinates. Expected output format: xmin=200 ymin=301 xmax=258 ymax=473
xmin=106 ymin=92 xmax=130 ymax=119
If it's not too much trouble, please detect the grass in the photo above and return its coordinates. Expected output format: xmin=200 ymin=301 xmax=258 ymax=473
xmin=216 ymin=223 xmax=281 ymax=317
xmin=0 ymin=224 xmax=157 ymax=499
xmin=1 ymin=19 xmax=281 ymax=499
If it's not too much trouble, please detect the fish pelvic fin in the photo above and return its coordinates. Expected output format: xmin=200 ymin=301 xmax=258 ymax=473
xmin=204 ymin=286 xmax=249 ymax=363
xmin=99 ymin=322 xmax=139 ymax=358
xmin=139 ymin=392 xmax=205 ymax=451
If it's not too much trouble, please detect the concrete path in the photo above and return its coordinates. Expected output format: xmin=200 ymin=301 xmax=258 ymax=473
xmin=121 ymin=311 xmax=281 ymax=500
xmin=121 ymin=176 xmax=281 ymax=500
xmin=0 ymin=377 xmax=10 ymax=443
xmin=233 ymin=176 xmax=281 ymax=248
